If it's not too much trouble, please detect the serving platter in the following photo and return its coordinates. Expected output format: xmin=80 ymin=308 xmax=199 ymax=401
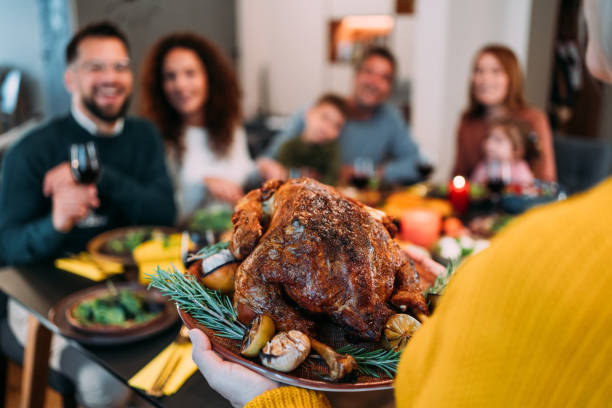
xmin=178 ymin=307 xmax=394 ymax=392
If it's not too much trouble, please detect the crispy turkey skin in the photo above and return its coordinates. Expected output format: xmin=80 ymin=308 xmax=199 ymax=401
xmin=231 ymin=178 xmax=428 ymax=341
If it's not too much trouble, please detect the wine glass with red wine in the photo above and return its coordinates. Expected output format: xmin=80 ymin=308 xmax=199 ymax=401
xmin=70 ymin=142 xmax=101 ymax=184
xmin=417 ymin=161 xmax=434 ymax=180
xmin=70 ymin=142 xmax=105 ymax=227
xmin=486 ymin=160 xmax=512 ymax=194
xmin=350 ymin=157 xmax=374 ymax=189
xmin=486 ymin=160 xmax=511 ymax=210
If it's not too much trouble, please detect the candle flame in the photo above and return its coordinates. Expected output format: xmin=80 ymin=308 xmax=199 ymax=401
xmin=452 ymin=176 xmax=466 ymax=189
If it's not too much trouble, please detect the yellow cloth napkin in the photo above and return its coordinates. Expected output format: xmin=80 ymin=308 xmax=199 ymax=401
xmin=55 ymin=253 xmax=123 ymax=281
xmin=134 ymin=233 xmax=193 ymax=284
xmin=133 ymin=233 xmax=193 ymax=263
xmin=128 ymin=342 xmax=197 ymax=396
xmin=138 ymin=259 xmax=185 ymax=285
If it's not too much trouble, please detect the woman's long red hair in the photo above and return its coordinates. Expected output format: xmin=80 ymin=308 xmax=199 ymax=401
xmin=463 ymin=44 xmax=527 ymax=118
xmin=140 ymin=33 xmax=241 ymax=159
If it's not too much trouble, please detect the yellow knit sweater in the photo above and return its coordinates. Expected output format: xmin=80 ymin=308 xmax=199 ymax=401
xmin=246 ymin=178 xmax=612 ymax=408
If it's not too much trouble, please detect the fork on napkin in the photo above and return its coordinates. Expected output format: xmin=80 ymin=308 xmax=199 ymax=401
xmin=128 ymin=335 xmax=197 ymax=396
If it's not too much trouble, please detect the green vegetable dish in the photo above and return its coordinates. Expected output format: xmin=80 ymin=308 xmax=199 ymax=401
xmin=71 ymin=288 xmax=164 ymax=328
xmin=104 ymin=228 xmax=169 ymax=255
xmin=188 ymin=206 xmax=233 ymax=233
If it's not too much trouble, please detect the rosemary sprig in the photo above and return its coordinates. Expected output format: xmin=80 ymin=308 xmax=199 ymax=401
xmin=337 ymin=345 xmax=401 ymax=378
xmin=147 ymin=254 xmax=403 ymax=379
xmin=187 ymin=241 xmax=229 ymax=262
xmin=424 ymin=261 xmax=456 ymax=302
xmin=147 ymin=265 xmax=247 ymax=339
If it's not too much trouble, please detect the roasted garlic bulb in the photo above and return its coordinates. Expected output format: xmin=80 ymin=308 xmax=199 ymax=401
xmin=260 ymin=330 xmax=310 ymax=372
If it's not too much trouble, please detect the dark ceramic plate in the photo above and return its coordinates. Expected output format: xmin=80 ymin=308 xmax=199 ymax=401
xmin=49 ymin=282 xmax=178 ymax=346
xmin=178 ymin=308 xmax=394 ymax=392
xmin=87 ymin=226 xmax=179 ymax=266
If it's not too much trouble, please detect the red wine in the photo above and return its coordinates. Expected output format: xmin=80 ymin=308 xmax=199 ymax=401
xmin=418 ymin=163 xmax=434 ymax=178
xmin=70 ymin=142 xmax=101 ymax=184
xmin=487 ymin=178 xmax=505 ymax=194
xmin=75 ymin=167 xmax=100 ymax=184
xmin=350 ymin=176 xmax=369 ymax=189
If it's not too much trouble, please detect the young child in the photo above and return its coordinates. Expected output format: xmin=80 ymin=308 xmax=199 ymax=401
xmin=277 ymin=93 xmax=348 ymax=185
xmin=471 ymin=118 xmax=539 ymax=186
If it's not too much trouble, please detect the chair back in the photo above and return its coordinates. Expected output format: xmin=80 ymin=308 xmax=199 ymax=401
xmin=554 ymin=134 xmax=612 ymax=194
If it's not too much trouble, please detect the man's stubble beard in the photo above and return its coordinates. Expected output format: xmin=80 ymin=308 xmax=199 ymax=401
xmin=82 ymin=95 xmax=131 ymax=124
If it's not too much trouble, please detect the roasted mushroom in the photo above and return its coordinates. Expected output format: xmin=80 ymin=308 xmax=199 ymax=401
xmin=309 ymin=337 xmax=357 ymax=381
xmin=260 ymin=331 xmax=310 ymax=372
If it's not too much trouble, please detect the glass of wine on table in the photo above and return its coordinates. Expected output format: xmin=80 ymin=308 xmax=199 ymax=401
xmin=351 ymin=157 xmax=375 ymax=189
xmin=486 ymin=160 xmax=510 ymax=209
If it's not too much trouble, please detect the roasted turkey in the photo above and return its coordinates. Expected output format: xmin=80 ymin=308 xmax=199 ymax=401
xmin=230 ymin=178 xmax=428 ymax=342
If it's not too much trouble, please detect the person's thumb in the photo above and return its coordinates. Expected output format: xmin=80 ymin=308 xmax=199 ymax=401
xmin=189 ymin=328 xmax=211 ymax=351
xmin=189 ymin=329 xmax=226 ymax=377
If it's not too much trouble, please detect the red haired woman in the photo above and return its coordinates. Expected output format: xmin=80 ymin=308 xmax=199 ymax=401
xmin=141 ymin=33 xmax=255 ymax=221
xmin=453 ymin=45 xmax=557 ymax=182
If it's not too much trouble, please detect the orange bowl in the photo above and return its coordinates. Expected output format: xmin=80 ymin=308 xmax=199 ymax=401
xmin=399 ymin=209 xmax=442 ymax=248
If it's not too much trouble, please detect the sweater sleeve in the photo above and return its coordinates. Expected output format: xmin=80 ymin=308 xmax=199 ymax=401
xmin=512 ymin=160 xmax=535 ymax=185
xmin=231 ymin=127 xmax=256 ymax=185
xmin=470 ymin=162 xmax=487 ymax=184
xmin=276 ymin=137 xmax=301 ymax=169
xmin=0 ymin=140 xmax=67 ymax=264
xmin=97 ymin=124 xmax=176 ymax=226
xmin=321 ymin=142 xmax=341 ymax=185
xmin=381 ymin=113 xmax=421 ymax=184
xmin=262 ymin=109 xmax=307 ymax=159
xmin=245 ymin=387 xmax=330 ymax=408
xmin=394 ymin=178 xmax=612 ymax=407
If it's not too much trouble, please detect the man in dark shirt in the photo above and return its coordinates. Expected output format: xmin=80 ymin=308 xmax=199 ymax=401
xmin=0 ymin=21 xmax=176 ymax=407
xmin=0 ymin=21 xmax=175 ymax=265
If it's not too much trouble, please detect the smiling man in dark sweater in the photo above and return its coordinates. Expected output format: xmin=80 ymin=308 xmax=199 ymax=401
xmin=0 ymin=22 xmax=176 ymax=407
xmin=0 ymin=22 xmax=175 ymax=265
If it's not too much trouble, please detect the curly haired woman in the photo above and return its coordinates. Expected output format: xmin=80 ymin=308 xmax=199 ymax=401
xmin=141 ymin=33 xmax=255 ymax=221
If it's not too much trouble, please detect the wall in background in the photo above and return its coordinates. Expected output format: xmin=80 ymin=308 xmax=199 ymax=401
xmin=38 ymin=0 xmax=73 ymax=118
xmin=74 ymin=0 xmax=236 ymax=115
xmin=237 ymin=0 xmax=414 ymax=118
xmin=0 ymin=0 xmax=73 ymax=120
xmin=0 ymin=0 xmax=47 ymax=117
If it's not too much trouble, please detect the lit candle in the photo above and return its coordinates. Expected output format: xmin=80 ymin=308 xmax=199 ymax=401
xmin=448 ymin=176 xmax=470 ymax=214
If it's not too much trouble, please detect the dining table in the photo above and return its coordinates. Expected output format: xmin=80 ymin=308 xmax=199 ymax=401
xmin=0 ymin=262 xmax=232 ymax=408
xmin=0 ymin=262 xmax=394 ymax=408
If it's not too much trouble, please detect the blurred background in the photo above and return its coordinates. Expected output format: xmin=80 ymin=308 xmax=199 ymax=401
xmin=1 ymin=0 xmax=611 ymax=186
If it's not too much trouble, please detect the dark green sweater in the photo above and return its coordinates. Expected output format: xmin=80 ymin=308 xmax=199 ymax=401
xmin=277 ymin=137 xmax=340 ymax=185
xmin=0 ymin=114 xmax=176 ymax=264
